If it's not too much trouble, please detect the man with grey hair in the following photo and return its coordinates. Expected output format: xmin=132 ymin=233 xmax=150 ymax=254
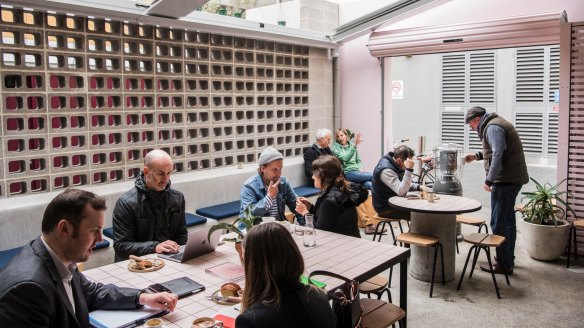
xmin=464 ymin=106 xmax=528 ymax=275
xmin=303 ymin=128 xmax=333 ymax=180
xmin=240 ymin=146 xmax=304 ymax=225
xmin=112 ymin=149 xmax=187 ymax=262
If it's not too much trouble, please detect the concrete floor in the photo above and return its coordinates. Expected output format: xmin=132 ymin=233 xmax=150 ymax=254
xmin=371 ymin=160 xmax=584 ymax=327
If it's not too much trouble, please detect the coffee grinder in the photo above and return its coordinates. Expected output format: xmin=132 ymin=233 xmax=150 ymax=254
xmin=432 ymin=143 xmax=464 ymax=196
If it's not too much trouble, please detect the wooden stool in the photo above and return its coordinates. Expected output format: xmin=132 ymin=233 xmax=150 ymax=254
xmin=373 ymin=215 xmax=404 ymax=244
xmin=457 ymin=233 xmax=510 ymax=299
xmin=360 ymin=275 xmax=391 ymax=302
xmin=455 ymin=215 xmax=488 ymax=254
xmin=396 ymin=232 xmax=444 ymax=298
xmin=567 ymin=219 xmax=584 ymax=268
xmin=361 ymin=298 xmax=405 ymax=328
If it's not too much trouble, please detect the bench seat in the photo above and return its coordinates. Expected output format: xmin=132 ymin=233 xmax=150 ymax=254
xmin=293 ymin=185 xmax=320 ymax=197
xmin=0 ymin=246 xmax=22 ymax=269
xmin=102 ymin=213 xmax=208 ymax=239
xmin=196 ymin=200 xmax=240 ymax=220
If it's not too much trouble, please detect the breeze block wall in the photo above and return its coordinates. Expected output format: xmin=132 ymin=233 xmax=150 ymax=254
xmin=0 ymin=5 xmax=331 ymax=198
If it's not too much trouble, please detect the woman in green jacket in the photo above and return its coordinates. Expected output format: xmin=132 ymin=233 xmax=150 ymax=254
xmin=331 ymin=128 xmax=373 ymax=190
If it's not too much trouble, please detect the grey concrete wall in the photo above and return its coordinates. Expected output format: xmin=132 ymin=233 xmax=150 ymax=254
xmin=0 ymin=158 xmax=308 ymax=250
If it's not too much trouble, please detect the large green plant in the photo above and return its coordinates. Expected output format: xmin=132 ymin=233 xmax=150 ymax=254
xmin=207 ymin=205 xmax=261 ymax=242
xmin=521 ymin=178 xmax=575 ymax=226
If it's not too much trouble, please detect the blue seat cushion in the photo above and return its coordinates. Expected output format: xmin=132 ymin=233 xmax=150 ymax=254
xmin=103 ymin=227 xmax=114 ymax=239
xmin=0 ymin=246 xmax=23 ymax=269
xmin=185 ymin=213 xmax=207 ymax=227
xmin=196 ymin=200 xmax=241 ymax=220
xmin=93 ymin=239 xmax=110 ymax=250
xmin=294 ymin=185 xmax=320 ymax=197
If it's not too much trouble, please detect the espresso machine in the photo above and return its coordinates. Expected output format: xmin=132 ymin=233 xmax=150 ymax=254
xmin=432 ymin=143 xmax=464 ymax=196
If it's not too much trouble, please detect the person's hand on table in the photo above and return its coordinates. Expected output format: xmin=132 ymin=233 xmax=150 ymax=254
xmin=140 ymin=292 xmax=178 ymax=311
xmin=155 ymin=240 xmax=180 ymax=254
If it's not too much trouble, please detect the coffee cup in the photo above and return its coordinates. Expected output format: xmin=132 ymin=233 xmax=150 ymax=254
xmin=427 ymin=192 xmax=435 ymax=203
xmin=145 ymin=318 xmax=164 ymax=328
xmin=192 ymin=317 xmax=223 ymax=328
xmin=236 ymin=162 xmax=244 ymax=169
xmin=261 ymin=217 xmax=276 ymax=224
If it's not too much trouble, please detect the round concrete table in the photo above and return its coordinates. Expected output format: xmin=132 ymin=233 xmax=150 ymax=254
xmin=389 ymin=194 xmax=481 ymax=282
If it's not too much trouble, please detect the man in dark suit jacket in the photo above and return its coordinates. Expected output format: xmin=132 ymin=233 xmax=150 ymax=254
xmin=0 ymin=188 xmax=178 ymax=328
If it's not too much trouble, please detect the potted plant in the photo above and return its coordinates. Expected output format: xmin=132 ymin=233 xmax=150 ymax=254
xmin=207 ymin=205 xmax=261 ymax=265
xmin=520 ymin=178 xmax=575 ymax=261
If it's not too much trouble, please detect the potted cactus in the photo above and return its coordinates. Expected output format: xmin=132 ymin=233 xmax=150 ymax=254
xmin=520 ymin=178 xmax=575 ymax=261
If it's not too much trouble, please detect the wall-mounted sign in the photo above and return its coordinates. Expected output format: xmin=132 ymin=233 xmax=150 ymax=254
xmin=391 ymin=80 xmax=403 ymax=99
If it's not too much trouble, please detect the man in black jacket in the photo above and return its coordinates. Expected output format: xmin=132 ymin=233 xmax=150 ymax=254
xmin=372 ymin=145 xmax=424 ymax=222
xmin=303 ymin=128 xmax=333 ymax=180
xmin=0 ymin=188 xmax=177 ymax=328
xmin=112 ymin=149 xmax=187 ymax=262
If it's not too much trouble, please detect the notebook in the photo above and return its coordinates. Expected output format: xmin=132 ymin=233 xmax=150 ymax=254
xmin=158 ymin=227 xmax=221 ymax=262
xmin=205 ymin=262 xmax=245 ymax=281
xmin=148 ymin=276 xmax=205 ymax=299
xmin=89 ymin=307 xmax=167 ymax=328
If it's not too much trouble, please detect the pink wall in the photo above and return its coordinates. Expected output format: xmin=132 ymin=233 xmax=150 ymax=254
xmin=338 ymin=0 xmax=584 ymax=169
xmin=338 ymin=34 xmax=381 ymax=171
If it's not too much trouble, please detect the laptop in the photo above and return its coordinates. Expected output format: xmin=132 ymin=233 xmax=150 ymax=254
xmin=158 ymin=228 xmax=221 ymax=263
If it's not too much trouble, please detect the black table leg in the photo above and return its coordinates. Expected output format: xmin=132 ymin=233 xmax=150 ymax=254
xmin=400 ymin=257 xmax=408 ymax=328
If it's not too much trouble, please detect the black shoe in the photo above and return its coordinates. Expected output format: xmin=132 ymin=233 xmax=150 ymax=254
xmin=480 ymin=263 xmax=513 ymax=275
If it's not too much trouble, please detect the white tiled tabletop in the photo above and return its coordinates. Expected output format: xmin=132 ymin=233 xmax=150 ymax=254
xmin=84 ymin=228 xmax=410 ymax=328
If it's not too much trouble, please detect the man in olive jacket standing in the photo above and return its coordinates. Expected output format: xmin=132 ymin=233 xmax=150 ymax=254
xmin=113 ymin=149 xmax=187 ymax=262
xmin=464 ymin=107 xmax=529 ymax=275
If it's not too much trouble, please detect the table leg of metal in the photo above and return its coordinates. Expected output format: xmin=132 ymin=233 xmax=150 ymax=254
xmin=400 ymin=257 xmax=408 ymax=328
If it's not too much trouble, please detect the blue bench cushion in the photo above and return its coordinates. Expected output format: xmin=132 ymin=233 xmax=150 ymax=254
xmin=103 ymin=213 xmax=207 ymax=239
xmin=196 ymin=200 xmax=240 ymax=220
xmin=294 ymin=185 xmax=321 ymax=197
xmin=185 ymin=213 xmax=207 ymax=227
xmin=93 ymin=239 xmax=110 ymax=250
xmin=0 ymin=246 xmax=22 ymax=269
xmin=103 ymin=227 xmax=114 ymax=239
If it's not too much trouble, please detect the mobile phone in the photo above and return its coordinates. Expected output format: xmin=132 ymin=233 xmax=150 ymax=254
xmin=148 ymin=283 xmax=172 ymax=293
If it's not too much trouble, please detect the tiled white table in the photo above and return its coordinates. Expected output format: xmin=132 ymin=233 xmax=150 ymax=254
xmin=84 ymin=229 xmax=410 ymax=328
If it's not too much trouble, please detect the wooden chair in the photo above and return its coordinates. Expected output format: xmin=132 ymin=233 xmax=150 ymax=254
xmin=360 ymin=275 xmax=391 ymax=302
xmin=396 ymin=232 xmax=445 ymax=298
xmin=456 ymin=233 xmax=510 ymax=299
xmin=357 ymin=196 xmax=402 ymax=244
xmin=455 ymin=215 xmax=488 ymax=254
xmin=361 ymin=298 xmax=405 ymax=328
xmin=567 ymin=218 xmax=584 ymax=268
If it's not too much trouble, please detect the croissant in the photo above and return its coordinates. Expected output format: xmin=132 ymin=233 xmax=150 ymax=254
xmin=220 ymin=282 xmax=241 ymax=297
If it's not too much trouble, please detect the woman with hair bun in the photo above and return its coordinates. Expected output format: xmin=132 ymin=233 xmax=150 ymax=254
xmin=296 ymin=155 xmax=368 ymax=238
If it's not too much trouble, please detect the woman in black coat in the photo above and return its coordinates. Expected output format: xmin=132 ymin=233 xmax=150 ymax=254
xmin=296 ymin=155 xmax=368 ymax=238
xmin=235 ymin=223 xmax=336 ymax=328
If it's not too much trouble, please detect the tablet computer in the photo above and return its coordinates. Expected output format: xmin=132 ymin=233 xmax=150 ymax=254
xmin=149 ymin=277 xmax=205 ymax=299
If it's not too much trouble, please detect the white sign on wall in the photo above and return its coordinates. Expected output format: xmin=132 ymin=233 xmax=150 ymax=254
xmin=391 ymin=80 xmax=403 ymax=99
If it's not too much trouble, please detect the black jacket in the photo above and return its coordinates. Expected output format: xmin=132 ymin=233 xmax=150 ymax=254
xmin=235 ymin=280 xmax=336 ymax=328
xmin=371 ymin=153 xmax=403 ymax=214
xmin=112 ymin=172 xmax=187 ymax=262
xmin=311 ymin=183 xmax=368 ymax=238
xmin=303 ymin=144 xmax=333 ymax=178
xmin=0 ymin=238 xmax=140 ymax=328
